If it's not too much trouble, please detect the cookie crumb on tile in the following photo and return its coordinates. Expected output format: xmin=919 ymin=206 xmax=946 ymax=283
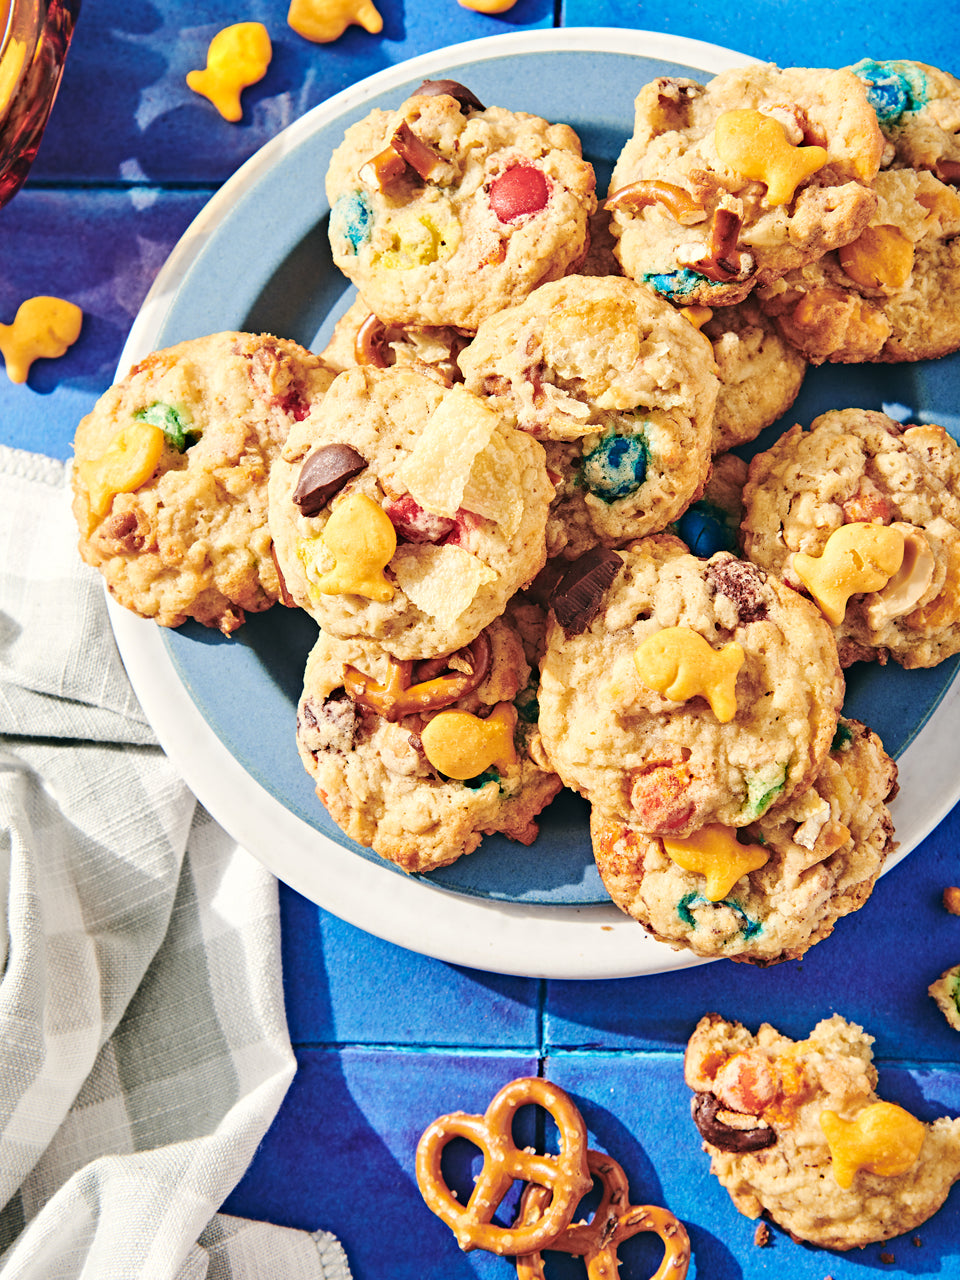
xmin=753 ymin=1222 xmax=771 ymax=1247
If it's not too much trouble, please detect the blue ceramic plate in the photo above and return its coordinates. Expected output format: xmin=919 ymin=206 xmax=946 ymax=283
xmin=109 ymin=29 xmax=960 ymax=977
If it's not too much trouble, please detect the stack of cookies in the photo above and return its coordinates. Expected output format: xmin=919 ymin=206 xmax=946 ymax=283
xmin=71 ymin=58 xmax=960 ymax=958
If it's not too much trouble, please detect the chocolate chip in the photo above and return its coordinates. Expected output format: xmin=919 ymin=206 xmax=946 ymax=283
xmin=691 ymin=1091 xmax=777 ymax=1152
xmin=550 ymin=548 xmax=623 ymax=635
xmin=293 ymin=444 xmax=367 ymax=516
xmin=705 ymin=554 xmax=769 ymax=624
xmin=413 ymin=78 xmax=485 ymax=113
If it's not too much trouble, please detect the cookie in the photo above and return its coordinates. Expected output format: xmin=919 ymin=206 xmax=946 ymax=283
xmin=591 ymin=717 xmax=897 ymax=964
xmin=684 ymin=1012 xmax=960 ymax=1249
xmin=320 ymin=294 xmax=469 ymax=387
xmin=325 ymin=80 xmax=597 ymax=330
xmin=929 ymin=964 xmax=960 ymax=1032
xmin=296 ymin=614 xmax=561 ymax=873
xmin=697 ymin=298 xmax=806 ymax=451
xmin=71 ymin=331 xmax=334 ymax=633
xmin=606 ymin=64 xmax=884 ymax=306
xmin=741 ymin=407 xmax=960 ymax=667
xmin=533 ymin=536 xmax=844 ymax=836
xmin=268 ymin=365 xmax=552 ymax=659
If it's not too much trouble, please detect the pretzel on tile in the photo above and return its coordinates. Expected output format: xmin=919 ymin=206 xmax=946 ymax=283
xmin=515 ymin=1149 xmax=691 ymax=1280
xmin=415 ymin=1076 xmax=592 ymax=1255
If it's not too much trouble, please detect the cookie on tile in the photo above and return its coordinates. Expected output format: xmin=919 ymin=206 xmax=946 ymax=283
xmin=533 ymin=536 xmax=844 ymax=837
xmin=268 ymin=365 xmax=552 ymax=659
xmin=591 ymin=717 xmax=897 ymax=964
xmin=606 ymin=64 xmax=884 ymax=306
xmin=71 ymin=331 xmax=334 ymax=633
xmin=684 ymin=1012 xmax=960 ymax=1249
xmin=325 ymin=79 xmax=597 ymax=330
xmin=741 ymin=407 xmax=960 ymax=667
xmin=929 ymin=964 xmax=960 ymax=1032
xmin=296 ymin=614 xmax=561 ymax=873
xmin=320 ymin=294 xmax=469 ymax=387
xmin=697 ymin=299 xmax=806 ymax=451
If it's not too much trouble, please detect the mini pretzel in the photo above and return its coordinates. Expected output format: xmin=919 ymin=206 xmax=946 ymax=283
xmin=516 ymin=1149 xmax=691 ymax=1280
xmin=343 ymin=631 xmax=491 ymax=722
xmin=355 ymin=312 xmax=391 ymax=367
xmin=415 ymin=1077 xmax=592 ymax=1255
xmin=604 ymin=180 xmax=706 ymax=225
xmin=680 ymin=207 xmax=753 ymax=282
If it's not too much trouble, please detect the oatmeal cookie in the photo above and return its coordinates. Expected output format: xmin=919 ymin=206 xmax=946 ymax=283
xmin=684 ymin=1012 xmax=960 ymax=1249
xmin=741 ymin=407 xmax=960 ymax=667
xmin=268 ymin=365 xmax=551 ymax=659
xmin=71 ymin=331 xmax=334 ymax=633
xmin=592 ymin=717 xmax=897 ymax=964
xmin=296 ymin=615 xmax=561 ymax=873
xmin=325 ymin=80 xmax=596 ymax=330
xmin=534 ymin=536 xmax=844 ymax=836
xmin=606 ymin=64 xmax=884 ymax=306
xmin=320 ymin=294 xmax=469 ymax=387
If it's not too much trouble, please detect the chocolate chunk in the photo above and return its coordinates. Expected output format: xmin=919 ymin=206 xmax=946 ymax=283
xmin=705 ymin=554 xmax=769 ymax=624
xmin=413 ymin=78 xmax=485 ymax=113
xmin=691 ymin=1091 xmax=776 ymax=1152
xmin=550 ymin=548 xmax=623 ymax=635
xmin=293 ymin=444 xmax=367 ymax=516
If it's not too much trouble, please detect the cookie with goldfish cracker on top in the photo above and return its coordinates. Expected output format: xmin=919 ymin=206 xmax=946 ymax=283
xmin=320 ymin=294 xmax=469 ymax=387
xmin=268 ymin=365 xmax=552 ymax=659
xmin=606 ymin=64 xmax=884 ymax=307
xmin=296 ymin=614 xmax=561 ymax=872
xmin=591 ymin=717 xmax=897 ymax=965
xmin=684 ymin=1012 xmax=960 ymax=1249
xmin=741 ymin=407 xmax=960 ymax=668
xmin=325 ymin=79 xmax=596 ymax=330
xmin=71 ymin=331 xmax=335 ymax=634
xmin=532 ymin=535 xmax=844 ymax=838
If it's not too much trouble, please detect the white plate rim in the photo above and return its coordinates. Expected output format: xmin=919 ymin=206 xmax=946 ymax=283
xmin=108 ymin=27 xmax=960 ymax=979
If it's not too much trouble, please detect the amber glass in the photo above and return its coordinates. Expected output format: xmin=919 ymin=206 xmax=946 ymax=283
xmin=0 ymin=0 xmax=80 ymax=208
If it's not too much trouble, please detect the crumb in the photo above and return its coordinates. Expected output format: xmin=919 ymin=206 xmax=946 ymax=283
xmin=943 ymin=886 xmax=960 ymax=915
xmin=754 ymin=1222 xmax=772 ymax=1247
xmin=913 ymin=1236 xmax=922 ymax=1246
xmin=880 ymin=1252 xmax=895 ymax=1264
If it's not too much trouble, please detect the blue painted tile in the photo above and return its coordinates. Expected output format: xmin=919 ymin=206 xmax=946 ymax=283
xmin=222 ymin=1047 xmax=539 ymax=1279
xmin=280 ymin=885 xmax=541 ymax=1047
xmin=31 ymin=0 xmax=553 ymax=187
xmin=560 ymin=0 xmax=960 ymax=72
xmin=0 ymin=189 xmax=209 ymax=459
xmin=544 ymin=815 xmax=960 ymax=1060
xmin=546 ymin=1052 xmax=960 ymax=1280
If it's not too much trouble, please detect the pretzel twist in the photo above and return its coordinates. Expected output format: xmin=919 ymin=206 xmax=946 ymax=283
xmin=515 ymin=1149 xmax=691 ymax=1280
xmin=415 ymin=1077 xmax=592 ymax=1255
xmin=343 ymin=632 xmax=491 ymax=721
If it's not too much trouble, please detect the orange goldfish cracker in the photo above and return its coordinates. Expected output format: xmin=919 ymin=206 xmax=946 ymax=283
xmin=714 ymin=109 xmax=828 ymax=206
xmin=838 ymin=224 xmax=915 ymax=291
xmin=420 ymin=703 xmax=518 ymax=779
xmin=186 ymin=23 xmax=271 ymax=122
xmin=77 ymin=421 xmax=166 ymax=520
xmin=792 ymin=522 xmax=905 ymax=626
xmin=304 ymin=490 xmax=396 ymax=601
xmin=287 ymin=0 xmax=382 ymax=42
xmin=633 ymin=626 xmax=745 ymax=723
xmin=0 ymin=296 xmax=82 ymax=383
xmin=661 ymin=824 xmax=769 ymax=900
xmin=820 ymin=1101 xmax=926 ymax=1188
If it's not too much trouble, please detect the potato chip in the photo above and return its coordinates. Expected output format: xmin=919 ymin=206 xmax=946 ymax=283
xmin=398 ymin=385 xmax=499 ymax=516
xmin=462 ymin=438 xmax=524 ymax=538
xmin=391 ymin=543 xmax=496 ymax=627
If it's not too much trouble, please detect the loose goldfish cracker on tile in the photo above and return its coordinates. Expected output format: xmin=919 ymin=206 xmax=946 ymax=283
xmin=820 ymin=1101 xmax=926 ymax=1189
xmin=287 ymin=0 xmax=382 ymax=42
xmin=633 ymin=626 xmax=745 ymax=723
xmin=186 ymin=23 xmax=271 ymax=122
xmin=792 ymin=522 xmax=905 ymax=626
xmin=714 ymin=109 xmax=828 ymax=206
xmin=0 ymin=296 xmax=82 ymax=384
xmin=458 ymin=0 xmax=518 ymax=11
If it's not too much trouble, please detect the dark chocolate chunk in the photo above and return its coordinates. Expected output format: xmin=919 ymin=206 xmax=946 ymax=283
xmin=293 ymin=444 xmax=367 ymax=516
xmin=705 ymin=554 xmax=769 ymax=624
xmin=550 ymin=547 xmax=623 ymax=635
xmin=691 ymin=1091 xmax=777 ymax=1152
xmin=413 ymin=78 xmax=485 ymax=113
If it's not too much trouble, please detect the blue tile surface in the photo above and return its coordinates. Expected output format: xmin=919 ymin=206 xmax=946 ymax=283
xmin=7 ymin=3 xmax=960 ymax=1277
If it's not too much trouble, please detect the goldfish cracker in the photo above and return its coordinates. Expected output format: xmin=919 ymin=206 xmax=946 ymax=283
xmin=186 ymin=23 xmax=271 ymax=123
xmin=420 ymin=703 xmax=519 ymax=780
xmin=633 ymin=626 xmax=745 ymax=723
xmin=661 ymin=823 xmax=769 ymax=900
xmin=306 ymin=490 xmax=396 ymax=602
xmin=792 ymin=522 xmax=905 ymax=627
xmin=714 ymin=109 xmax=828 ymax=206
xmin=820 ymin=1101 xmax=926 ymax=1188
xmin=287 ymin=0 xmax=382 ymax=43
xmin=0 ymin=296 xmax=82 ymax=383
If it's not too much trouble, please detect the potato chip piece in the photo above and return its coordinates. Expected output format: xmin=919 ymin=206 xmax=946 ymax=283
xmin=399 ymin=385 xmax=499 ymax=517
xmin=462 ymin=437 xmax=524 ymax=538
xmin=391 ymin=543 xmax=496 ymax=628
